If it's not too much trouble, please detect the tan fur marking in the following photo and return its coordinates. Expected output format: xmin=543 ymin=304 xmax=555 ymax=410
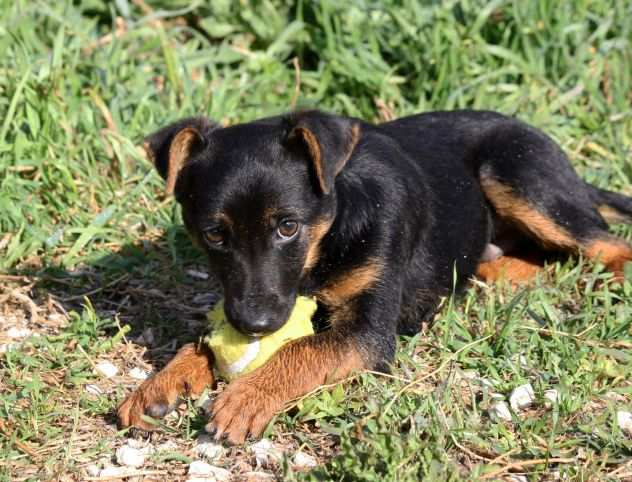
xmin=303 ymin=218 xmax=333 ymax=272
xmin=598 ymin=204 xmax=630 ymax=224
xmin=165 ymin=127 xmax=201 ymax=195
xmin=208 ymin=331 xmax=364 ymax=444
xmin=295 ymin=126 xmax=324 ymax=190
xmin=317 ymin=259 xmax=383 ymax=307
xmin=337 ymin=123 xmax=360 ymax=175
xmin=584 ymin=238 xmax=632 ymax=277
xmin=481 ymin=176 xmax=578 ymax=250
xmin=295 ymin=123 xmax=360 ymax=194
xmin=477 ymin=254 xmax=544 ymax=285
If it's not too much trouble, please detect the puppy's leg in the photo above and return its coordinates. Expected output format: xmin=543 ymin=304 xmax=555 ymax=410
xmin=476 ymin=120 xmax=632 ymax=281
xmin=477 ymin=251 xmax=544 ymax=285
xmin=480 ymin=175 xmax=632 ymax=281
xmin=118 ymin=343 xmax=215 ymax=431
xmin=207 ymin=290 xmax=397 ymax=444
xmin=206 ymin=329 xmax=365 ymax=444
xmin=583 ymin=236 xmax=632 ymax=279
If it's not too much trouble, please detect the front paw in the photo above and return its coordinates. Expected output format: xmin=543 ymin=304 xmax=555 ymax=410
xmin=206 ymin=377 xmax=282 ymax=445
xmin=117 ymin=375 xmax=180 ymax=431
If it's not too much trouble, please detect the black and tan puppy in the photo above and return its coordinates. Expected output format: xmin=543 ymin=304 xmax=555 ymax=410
xmin=118 ymin=110 xmax=632 ymax=444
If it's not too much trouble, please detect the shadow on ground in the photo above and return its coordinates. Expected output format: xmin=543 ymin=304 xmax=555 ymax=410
xmin=13 ymin=224 xmax=222 ymax=368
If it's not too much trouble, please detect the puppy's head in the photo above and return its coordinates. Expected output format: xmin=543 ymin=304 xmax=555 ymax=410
xmin=145 ymin=111 xmax=360 ymax=335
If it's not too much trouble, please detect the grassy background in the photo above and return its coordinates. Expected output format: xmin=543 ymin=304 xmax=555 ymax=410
xmin=1 ymin=0 xmax=631 ymax=480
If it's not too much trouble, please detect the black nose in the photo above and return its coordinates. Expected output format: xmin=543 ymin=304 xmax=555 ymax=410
xmin=224 ymin=299 xmax=290 ymax=336
xmin=238 ymin=316 xmax=278 ymax=336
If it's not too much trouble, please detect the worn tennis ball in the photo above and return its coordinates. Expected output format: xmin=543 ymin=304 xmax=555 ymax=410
xmin=205 ymin=296 xmax=317 ymax=381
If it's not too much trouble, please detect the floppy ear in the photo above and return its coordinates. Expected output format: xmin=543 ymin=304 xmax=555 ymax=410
xmin=288 ymin=112 xmax=360 ymax=195
xmin=144 ymin=117 xmax=215 ymax=195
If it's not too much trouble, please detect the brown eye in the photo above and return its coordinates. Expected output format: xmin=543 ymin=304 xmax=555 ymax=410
xmin=203 ymin=227 xmax=224 ymax=245
xmin=277 ymin=220 xmax=299 ymax=239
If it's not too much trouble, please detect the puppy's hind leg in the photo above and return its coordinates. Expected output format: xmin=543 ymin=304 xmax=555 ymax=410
xmin=476 ymin=120 xmax=632 ymax=280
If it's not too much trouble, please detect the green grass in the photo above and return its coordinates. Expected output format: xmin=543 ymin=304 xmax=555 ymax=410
xmin=0 ymin=0 xmax=631 ymax=480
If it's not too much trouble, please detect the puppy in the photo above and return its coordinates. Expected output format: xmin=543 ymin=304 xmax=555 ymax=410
xmin=118 ymin=110 xmax=632 ymax=444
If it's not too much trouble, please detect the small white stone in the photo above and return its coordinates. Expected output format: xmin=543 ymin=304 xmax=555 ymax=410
xmin=242 ymin=472 xmax=275 ymax=480
xmin=7 ymin=327 xmax=31 ymax=338
xmin=195 ymin=434 xmax=224 ymax=461
xmin=128 ymin=367 xmax=149 ymax=380
xmin=186 ymin=269 xmax=209 ymax=280
xmin=0 ymin=343 xmax=14 ymax=353
xmin=509 ymin=383 xmax=535 ymax=411
xmin=617 ymin=410 xmax=632 ymax=435
xmin=95 ymin=361 xmax=118 ymax=378
xmin=293 ymin=451 xmax=317 ymax=468
xmin=189 ymin=460 xmax=214 ymax=476
xmin=85 ymin=384 xmax=103 ymax=395
xmin=85 ymin=464 xmax=101 ymax=477
xmin=490 ymin=401 xmax=512 ymax=421
xmin=251 ymin=438 xmax=283 ymax=465
xmin=100 ymin=466 xmax=132 ymax=477
xmin=544 ymin=389 xmax=559 ymax=405
xmin=208 ymin=466 xmax=230 ymax=481
xmin=116 ymin=444 xmax=145 ymax=467
xmin=125 ymin=438 xmax=154 ymax=452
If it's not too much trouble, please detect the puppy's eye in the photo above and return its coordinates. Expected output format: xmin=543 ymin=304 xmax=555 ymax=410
xmin=277 ymin=220 xmax=299 ymax=239
xmin=203 ymin=227 xmax=225 ymax=245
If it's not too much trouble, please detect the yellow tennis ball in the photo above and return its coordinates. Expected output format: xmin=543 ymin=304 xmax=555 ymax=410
xmin=205 ymin=296 xmax=317 ymax=381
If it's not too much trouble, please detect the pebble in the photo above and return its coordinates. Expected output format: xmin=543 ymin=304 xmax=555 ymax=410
xmin=293 ymin=451 xmax=317 ymax=468
xmin=95 ymin=361 xmax=118 ymax=378
xmin=189 ymin=460 xmax=214 ymax=476
xmin=544 ymin=389 xmax=559 ymax=405
xmin=251 ymin=439 xmax=283 ymax=465
xmin=186 ymin=269 xmax=209 ymax=280
xmin=188 ymin=460 xmax=230 ymax=480
xmin=85 ymin=384 xmax=103 ymax=395
xmin=125 ymin=438 xmax=154 ymax=451
xmin=6 ymin=327 xmax=31 ymax=338
xmin=243 ymin=471 xmax=276 ymax=481
xmin=128 ymin=367 xmax=149 ymax=380
xmin=0 ymin=343 xmax=16 ymax=354
xmin=100 ymin=466 xmax=132 ymax=477
xmin=490 ymin=401 xmax=512 ymax=421
xmin=509 ymin=383 xmax=535 ymax=411
xmin=208 ymin=466 xmax=231 ymax=481
xmin=195 ymin=434 xmax=224 ymax=461
xmin=616 ymin=410 xmax=632 ymax=436
xmin=116 ymin=444 xmax=146 ymax=467
xmin=85 ymin=464 xmax=101 ymax=477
